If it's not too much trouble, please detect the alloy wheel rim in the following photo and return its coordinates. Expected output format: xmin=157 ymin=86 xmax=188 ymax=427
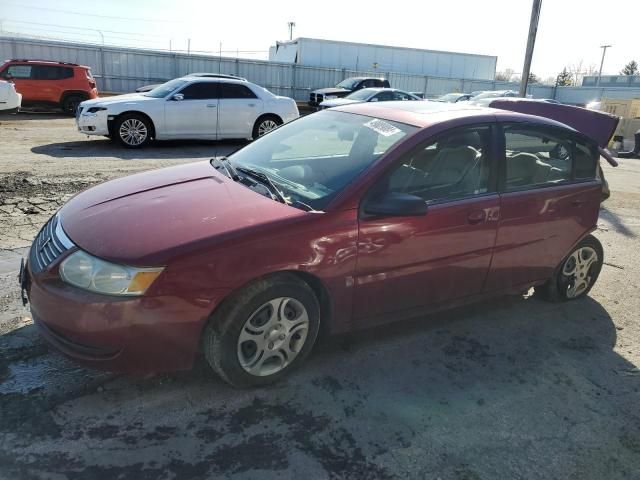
xmin=119 ymin=119 xmax=148 ymax=145
xmin=561 ymin=246 xmax=598 ymax=298
xmin=237 ymin=297 xmax=309 ymax=377
xmin=258 ymin=120 xmax=278 ymax=137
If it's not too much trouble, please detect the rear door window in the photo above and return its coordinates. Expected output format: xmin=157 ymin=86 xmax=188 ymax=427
xmin=219 ymin=83 xmax=257 ymax=99
xmin=503 ymin=126 xmax=573 ymax=191
xmin=32 ymin=65 xmax=74 ymax=80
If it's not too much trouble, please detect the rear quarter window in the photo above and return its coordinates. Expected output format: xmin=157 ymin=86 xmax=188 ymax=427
xmin=574 ymin=139 xmax=599 ymax=179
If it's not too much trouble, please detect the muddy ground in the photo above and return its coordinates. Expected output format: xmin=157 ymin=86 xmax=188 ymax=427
xmin=0 ymin=112 xmax=639 ymax=480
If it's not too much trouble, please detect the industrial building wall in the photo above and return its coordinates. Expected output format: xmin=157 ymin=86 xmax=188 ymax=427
xmin=2 ymin=36 xmax=640 ymax=106
xmin=293 ymin=38 xmax=497 ymax=81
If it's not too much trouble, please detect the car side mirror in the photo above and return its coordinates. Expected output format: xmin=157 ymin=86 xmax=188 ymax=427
xmin=172 ymin=93 xmax=184 ymax=101
xmin=364 ymin=192 xmax=428 ymax=217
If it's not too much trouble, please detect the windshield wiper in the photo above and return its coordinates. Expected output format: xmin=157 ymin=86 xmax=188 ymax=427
xmin=290 ymin=200 xmax=318 ymax=212
xmin=211 ymin=156 xmax=239 ymax=181
xmin=236 ymin=166 xmax=288 ymax=204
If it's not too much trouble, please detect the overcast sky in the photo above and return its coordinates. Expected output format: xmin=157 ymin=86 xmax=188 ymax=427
xmin=1 ymin=0 xmax=637 ymax=79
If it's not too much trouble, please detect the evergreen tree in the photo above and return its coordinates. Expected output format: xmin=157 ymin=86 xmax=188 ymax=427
xmin=555 ymin=67 xmax=573 ymax=86
xmin=620 ymin=60 xmax=639 ymax=75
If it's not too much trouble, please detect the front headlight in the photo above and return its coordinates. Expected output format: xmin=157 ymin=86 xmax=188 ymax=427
xmin=86 ymin=107 xmax=107 ymax=113
xmin=60 ymin=250 xmax=163 ymax=296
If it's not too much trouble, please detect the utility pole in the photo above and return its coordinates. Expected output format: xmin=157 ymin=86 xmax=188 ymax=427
xmin=287 ymin=21 xmax=296 ymax=41
xmin=519 ymin=0 xmax=542 ymax=97
xmin=596 ymin=45 xmax=612 ymax=87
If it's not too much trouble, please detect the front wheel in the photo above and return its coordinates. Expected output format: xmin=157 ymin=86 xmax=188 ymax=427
xmin=203 ymin=274 xmax=320 ymax=388
xmin=252 ymin=115 xmax=282 ymax=140
xmin=114 ymin=113 xmax=152 ymax=148
xmin=536 ymin=235 xmax=603 ymax=301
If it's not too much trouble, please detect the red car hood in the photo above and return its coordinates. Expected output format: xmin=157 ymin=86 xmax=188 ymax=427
xmin=59 ymin=161 xmax=304 ymax=265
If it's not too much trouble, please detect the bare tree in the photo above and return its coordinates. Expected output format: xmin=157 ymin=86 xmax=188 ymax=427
xmin=568 ymin=59 xmax=584 ymax=86
xmin=495 ymin=68 xmax=515 ymax=82
xmin=568 ymin=60 xmax=599 ymax=86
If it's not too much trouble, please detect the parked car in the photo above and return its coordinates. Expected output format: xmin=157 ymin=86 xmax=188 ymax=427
xmin=135 ymin=73 xmax=248 ymax=93
xmin=309 ymin=77 xmax=390 ymax=107
xmin=0 ymin=59 xmax=98 ymax=115
xmin=469 ymin=90 xmax=519 ymax=106
xmin=77 ymin=76 xmax=299 ymax=147
xmin=434 ymin=93 xmax=473 ymax=103
xmin=319 ymin=88 xmax=421 ymax=108
xmin=22 ymin=100 xmax=617 ymax=387
xmin=0 ymin=80 xmax=21 ymax=113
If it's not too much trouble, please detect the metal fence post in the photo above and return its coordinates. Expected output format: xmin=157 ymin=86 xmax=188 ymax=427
xmin=99 ymin=46 xmax=106 ymax=92
xmin=292 ymin=63 xmax=297 ymax=100
xmin=235 ymin=58 xmax=239 ymax=77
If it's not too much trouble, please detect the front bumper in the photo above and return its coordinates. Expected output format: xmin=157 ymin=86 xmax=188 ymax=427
xmin=24 ymin=250 xmax=225 ymax=373
xmin=76 ymin=108 xmax=109 ymax=135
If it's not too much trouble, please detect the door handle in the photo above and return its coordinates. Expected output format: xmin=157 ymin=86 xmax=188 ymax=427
xmin=467 ymin=210 xmax=487 ymax=224
xmin=206 ymin=104 xmax=217 ymax=108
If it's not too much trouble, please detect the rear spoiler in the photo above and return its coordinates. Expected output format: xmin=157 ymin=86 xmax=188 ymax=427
xmin=489 ymin=98 xmax=619 ymax=166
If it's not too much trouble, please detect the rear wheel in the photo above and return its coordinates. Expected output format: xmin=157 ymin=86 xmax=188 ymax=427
xmin=252 ymin=115 xmax=282 ymax=140
xmin=115 ymin=113 xmax=152 ymax=148
xmin=62 ymin=95 xmax=85 ymax=116
xmin=536 ymin=235 xmax=603 ymax=301
xmin=203 ymin=274 xmax=320 ymax=388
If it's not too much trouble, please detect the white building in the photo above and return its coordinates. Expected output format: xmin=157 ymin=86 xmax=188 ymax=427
xmin=269 ymin=37 xmax=497 ymax=81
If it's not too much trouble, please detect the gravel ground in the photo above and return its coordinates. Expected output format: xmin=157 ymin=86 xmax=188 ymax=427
xmin=0 ymin=112 xmax=639 ymax=480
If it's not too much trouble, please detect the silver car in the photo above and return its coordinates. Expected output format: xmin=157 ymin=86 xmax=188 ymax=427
xmin=319 ymin=88 xmax=422 ymax=109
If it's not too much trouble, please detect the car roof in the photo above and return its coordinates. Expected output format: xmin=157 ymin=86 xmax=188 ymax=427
xmin=344 ymin=76 xmax=387 ymax=81
xmin=185 ymin=72 xmax=247 ymax=81
xmin=333 ymin=100 xmax=571 ymax=130
xmin=177 ymin=75 xmax=249 ymax=84
xmin=5 ymin=59 xmax=89 ymax=68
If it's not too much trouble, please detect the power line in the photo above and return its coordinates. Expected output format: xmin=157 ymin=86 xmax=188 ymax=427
xmin=4 ymin=19 xmax=167 ymax=38
xmin=3 ymin=2 xmax=182 ymax=24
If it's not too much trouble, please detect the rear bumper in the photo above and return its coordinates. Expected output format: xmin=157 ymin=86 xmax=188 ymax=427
xmin=0 ymin=92 xmax=21 ymax=111
xmin=26 ymin=260 xmax=223 ymax=373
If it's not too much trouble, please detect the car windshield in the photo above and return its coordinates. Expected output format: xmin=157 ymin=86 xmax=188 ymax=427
xmin=144 ymin=79 xmax=188 ymax=98
xmin=345 ymin=89 xmax=375 ymax=101
xmin=335 ymin=78 xmax=359 ymax=89
xmin=436 ymin=93 xmax=461 ymax=102
xmin=228 ymin=111 xmax=416 ymax=210
xmin=473 ymin=91 xmax=508 ymax=100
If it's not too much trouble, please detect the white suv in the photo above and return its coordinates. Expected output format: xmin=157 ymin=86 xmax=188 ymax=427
xmin=76 ymin=75 xmax=299 ymax=148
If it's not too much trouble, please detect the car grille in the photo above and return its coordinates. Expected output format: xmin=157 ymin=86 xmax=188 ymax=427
xmin=29 ymin=215 xmax=74 ymax=273
xmin=310 ymin=93 xmax=323 ymax=104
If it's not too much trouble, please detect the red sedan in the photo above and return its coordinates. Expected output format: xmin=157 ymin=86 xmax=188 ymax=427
xmin=21 ymin=100 xmax=616 ymax=387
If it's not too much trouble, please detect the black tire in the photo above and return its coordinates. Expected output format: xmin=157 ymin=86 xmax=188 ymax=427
xmin=535 ymin=234 xmax=604 ymax=302
xmin=61 ymin=95 xmax=85 ymax=116
xmin=114 ymin=113 xmax=152 ymax=148
xmin=203 ymin=273 xmax=321 ymax=388
xmin=252 ymin=115 xmax=282 ymax=140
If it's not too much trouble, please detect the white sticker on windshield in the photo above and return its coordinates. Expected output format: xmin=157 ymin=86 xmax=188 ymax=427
xmin=363 ymin=119 xmax=401 ymax=137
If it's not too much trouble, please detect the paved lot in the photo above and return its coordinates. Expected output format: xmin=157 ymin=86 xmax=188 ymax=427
xmin=0 ymin=112 xmax=639 ymax=480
